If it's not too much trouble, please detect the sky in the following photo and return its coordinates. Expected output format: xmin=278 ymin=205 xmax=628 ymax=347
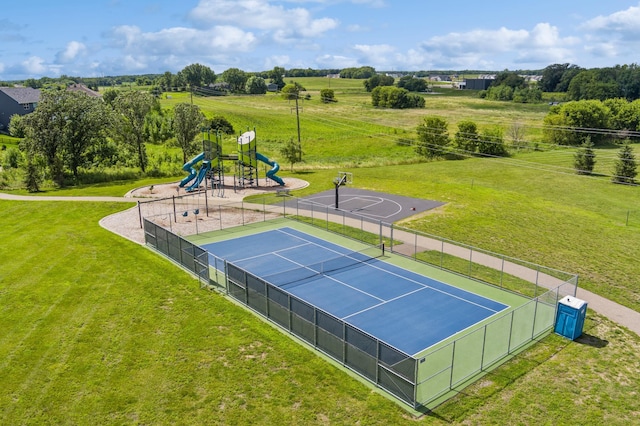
xmin=2 ymin=0 xmax=640 ymax=81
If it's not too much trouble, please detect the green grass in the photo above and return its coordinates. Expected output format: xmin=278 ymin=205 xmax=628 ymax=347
xmin=415 ymin=250 xmax=541 ymax=297
xmin=1 ymin=201 xmax=639 ymax=424
xmin=2 ymin=78 xmax=640 ymax=423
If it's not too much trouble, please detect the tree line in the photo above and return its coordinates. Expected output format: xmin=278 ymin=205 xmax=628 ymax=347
xmin=539 ymin=63 xmax=640 ymax=101
xmin=9 ymin=89 xmax=236 ymax=191
xmin=414 ymin=114 xmax=637 ymax=184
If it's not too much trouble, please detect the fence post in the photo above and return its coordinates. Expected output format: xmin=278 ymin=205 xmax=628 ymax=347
xmin=137 ymin=201 xmax=143 ymax=228
xmin=173 ymin=195 xmax=177 ymax=223
xmin=326 ymin=205 xmax=330 ymax=231
xmin=449 ymin=341 xmax=457 ymax=389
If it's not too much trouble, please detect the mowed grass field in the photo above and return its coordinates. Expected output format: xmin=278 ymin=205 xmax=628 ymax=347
xmin=2 ymin=78 xmax=640 ymax=423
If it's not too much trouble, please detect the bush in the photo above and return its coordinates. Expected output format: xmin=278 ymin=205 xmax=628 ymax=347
xmin=2 ymin=147 xmax=22 ymax=168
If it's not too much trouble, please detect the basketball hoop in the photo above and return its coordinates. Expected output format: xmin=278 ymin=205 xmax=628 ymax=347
xmin=333 ymin=171 xmax=353 ymax=209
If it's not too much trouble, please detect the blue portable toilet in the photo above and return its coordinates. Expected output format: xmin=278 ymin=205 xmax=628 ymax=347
xmin=554 ymin=295 xmax=587 ymax=340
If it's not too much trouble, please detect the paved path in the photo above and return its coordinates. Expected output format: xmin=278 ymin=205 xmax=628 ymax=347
xmin=2 ymin=191 xmax=639 ymax=337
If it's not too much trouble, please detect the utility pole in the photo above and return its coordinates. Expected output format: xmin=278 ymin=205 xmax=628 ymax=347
xmin=292 ymin=95 xmax=303 ymax=162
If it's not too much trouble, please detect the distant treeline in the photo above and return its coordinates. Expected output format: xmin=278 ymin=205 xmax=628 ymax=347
xmin=5 ymin=63 xmax=640 ymax=101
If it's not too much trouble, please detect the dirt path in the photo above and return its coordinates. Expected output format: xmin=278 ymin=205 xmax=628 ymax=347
xmin=2 ymin=181 xmax=638 ymax=337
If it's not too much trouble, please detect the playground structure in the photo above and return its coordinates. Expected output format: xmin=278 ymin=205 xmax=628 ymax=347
xmin=179 ymin=129 xmax=285 ymax=196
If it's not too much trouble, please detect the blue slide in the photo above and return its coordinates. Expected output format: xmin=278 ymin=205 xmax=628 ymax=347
xmin=179 ymin=152 xmax=210 ymax=191
xmin=256 ymin=152 xmax=285 ymax=186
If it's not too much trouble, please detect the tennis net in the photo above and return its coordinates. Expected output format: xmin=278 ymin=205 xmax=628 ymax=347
xmin=263 ymin=243 xmax=385 ymax=287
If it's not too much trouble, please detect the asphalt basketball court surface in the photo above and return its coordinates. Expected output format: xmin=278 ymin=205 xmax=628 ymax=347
xmin=285 ymin=187 xmax=445 ymax=223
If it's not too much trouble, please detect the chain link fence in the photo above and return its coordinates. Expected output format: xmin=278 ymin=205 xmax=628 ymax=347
xmin=140 ymin=191 xmax=579 ymax=409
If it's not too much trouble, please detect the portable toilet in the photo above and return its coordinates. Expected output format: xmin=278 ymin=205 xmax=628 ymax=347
xmin=554 ymin=296 xmax=587 ymax=340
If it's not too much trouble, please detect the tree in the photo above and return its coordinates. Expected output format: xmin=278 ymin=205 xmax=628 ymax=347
xmin=604 ymin=98 xmax=640 ymax=139
xmin=209 ymin=116 xmax=234 ymax=135
xmin=539 ymin=63 xmax=571 ymax=92
xmin=508 ymin=122 xmax=527 ymax=150
xmin=512 ymin=87 xmax=542 ymax=103
xmin=59 ymin=91 xmax=111 ymax=179
xmin=612 ymin=143 xmax=637 ymax=184
xmin=492 ymin=71 xmax=526 ymax=89
xmin=156 ymin=71 xmax=175 ymax=90
xmin=111 ymin=90 xmax=156 ymax=172
xmin=23 ymin=159 xmax=41 ymax=193
xmin=363 ymin=74 xmax=394 ymax=92
xmin=567 ymin=69 xmax=619 ymax=101
xmin=8 ymin=114 xmax=26 ymax=138
xmin=556 ymin=65 xmax=583 ymax=92
xmin=416 ymin=116 xmax=449 ymax=159
xmin=453 ymin=120 xmax=479 ymax=153
xmin=543 ymin=100 xmax=612 ymax=145
xmin=339 ymin=66 xmax=375 ymax=79
xmin=101 ymin=88 xmax=118 ymax=106
xmin=280 ymin=138 xmax=303 ymax=171
xmin=539 ymin=64 xmax=582 ymax=92
xmin=17 ymin=90 xmax=110 ymax=184
xmin=371 ymin=86 xmax=425 ymax=109
xmin=220 ymin=68 xmax=248 ymax=93
xmin=574 ymin=137 xmax=597 ymax=175
xmin=397 ymin=76 xmax=427 ymax=92
xmin=478 ymin=127 xmax=508 ymax=156
xmin=269 ymin=66 xmax=286 ymax=90
xmin=246 ymin=76 xmax=267 ymax=94
xmin=320 ymin=88 xmax=336 ymax=103
xmin=281 ymin=83 xmax=302 ymax=100
xmin=178 ymin=63 xmax=216 ymax=89
xmin=20 ymin=90 xmax=70 ymax=185
xmin=173 ymin=103 xmax=205 ymax=164
xmin=486 ymin=84 xmax=514 ymax=101
xmin=144 ymin=110 xmax=174 ymax=144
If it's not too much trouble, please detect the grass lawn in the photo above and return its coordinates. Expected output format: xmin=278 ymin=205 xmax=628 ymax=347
xmin=2 ymin=77 xmax=639 ymax=423
xmin=0 ymin=201 xmax=639 ymax=424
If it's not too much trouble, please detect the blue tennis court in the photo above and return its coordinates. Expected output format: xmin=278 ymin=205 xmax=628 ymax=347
xmin=203 ymin=227 xmax=509 ymax=355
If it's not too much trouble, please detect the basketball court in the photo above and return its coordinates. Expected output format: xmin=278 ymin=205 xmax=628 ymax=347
xmin=283 ymin=172 xmax=444 ymax=223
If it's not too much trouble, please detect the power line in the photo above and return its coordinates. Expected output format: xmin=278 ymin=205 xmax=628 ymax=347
xmin=188 ymin=92 xmax=639 ymax=184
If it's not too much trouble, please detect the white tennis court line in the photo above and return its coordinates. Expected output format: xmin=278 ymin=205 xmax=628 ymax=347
xmin=275 ymin=228 xmax=505 ymax=316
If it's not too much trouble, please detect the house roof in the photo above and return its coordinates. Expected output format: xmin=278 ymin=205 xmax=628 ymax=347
xmin=67 ymin=83 xmax=101 ymax=97
xmin=0 ymin=87 xmax=41 ymax=104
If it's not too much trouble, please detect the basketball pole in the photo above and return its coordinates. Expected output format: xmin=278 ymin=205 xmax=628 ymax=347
xmin=334 ymin=174 xmax=347 ymax=209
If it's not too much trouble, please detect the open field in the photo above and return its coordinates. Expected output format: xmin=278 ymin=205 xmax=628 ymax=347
xmin=2 ymin=78 xmax=639 ymax=423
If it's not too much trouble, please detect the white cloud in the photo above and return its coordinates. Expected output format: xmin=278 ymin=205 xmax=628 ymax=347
xmin=584 ymin=42 xmax=619 ymax=59
xmin=418 ymin=23 xmax=577 ymax=69
xmin=315 ymin=54 xmax=358 ymax=69
xmin=56 ymin=41 xmax=87 ymax=64
xmin=189 ymin=0 xmax=338 ymax=41
xmin=110 ymin=25 xmax=257 ymax=55
xmin=582 ymin=4 xmax=640 ymax=38
xmin=21 ymin=56 xmax=48 ymax=75
xmin=264 ymin=55 xmax=291 ymax=69
xmin=351 ymin=44 xmax=397 ymax=68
